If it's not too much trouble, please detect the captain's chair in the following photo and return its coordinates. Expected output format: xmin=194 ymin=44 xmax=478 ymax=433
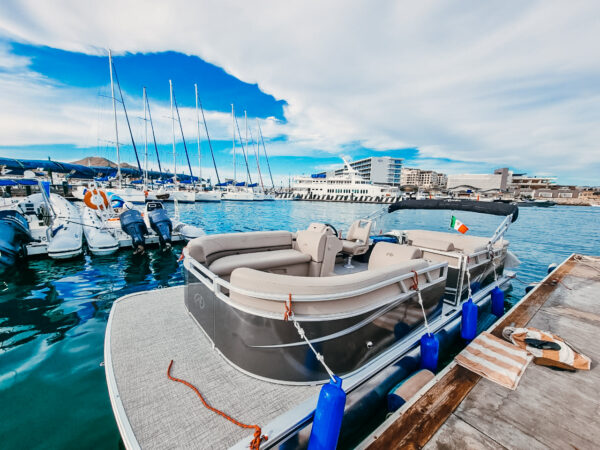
xmin=341 ymin=219 xmax=373 ymax=268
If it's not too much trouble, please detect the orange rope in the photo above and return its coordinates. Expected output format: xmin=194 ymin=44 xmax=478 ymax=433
xmin=410 ymin=270 xmax=419 ymax=291
xmin=284 ymin=293 xmax=293 ymax=321
xmin=167 ymin=360 xmax=267 ymax=449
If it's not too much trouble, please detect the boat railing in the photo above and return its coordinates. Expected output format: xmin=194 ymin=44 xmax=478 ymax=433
xmin=183 ymin=247 xmax=448 ymax=314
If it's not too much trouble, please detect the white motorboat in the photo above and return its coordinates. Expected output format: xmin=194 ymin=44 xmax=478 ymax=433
xmin=78 ymin=186 xmax=204 ymax=254
xmin=15 ymin=192 xmax=83 ymax=259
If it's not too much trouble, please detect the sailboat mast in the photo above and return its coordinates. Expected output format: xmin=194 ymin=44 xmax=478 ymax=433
xmin=234 ymin=114 xmax=252 ymax=184
xmin=108 ymin=49 xmax=122 ymax=189
xmin=195 ymin=83 xmax=202 ymax=185
xmin=112 ymin=58 xmax=143 ymax=177
xmin=257 ymin=120 xmax=275 ymax=189
xmin=197 ymin=88 xmax=221 ymax=184
xmin=145 ymin=92 xmax=163 ymax=179
xmin=170 ymin=80 xmax=176 ymax=184
xmin=231 ymin=104 xmax=236 ymax=182
xmin=143 ymin=87 xmax=148 ymax=188
xmin=172 ymin=84 xmax=195 ymax=187
xmin=248 ymin=123 xmax=265 ymax=192
xmin=244 ymin=110 xmax=249 ymax=184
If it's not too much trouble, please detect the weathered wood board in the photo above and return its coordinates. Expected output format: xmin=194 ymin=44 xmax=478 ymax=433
xmin=361 ymin=255 xmax=600 ymax=450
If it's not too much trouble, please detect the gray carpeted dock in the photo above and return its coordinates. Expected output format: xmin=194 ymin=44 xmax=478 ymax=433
xmin=105 ymin=286 xmax=319 ymax=449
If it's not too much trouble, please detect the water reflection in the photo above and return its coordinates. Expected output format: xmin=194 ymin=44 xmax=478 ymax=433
xmin=0 ymin=201 xmax=598 ymax=449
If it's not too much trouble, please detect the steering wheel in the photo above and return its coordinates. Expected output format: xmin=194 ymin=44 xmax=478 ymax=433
xmin=323 ymin=223 xmax=339 ymax=237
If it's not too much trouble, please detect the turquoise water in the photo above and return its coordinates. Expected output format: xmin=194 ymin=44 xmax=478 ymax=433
xmin=1 ymin=202 xmax=599 ymax=449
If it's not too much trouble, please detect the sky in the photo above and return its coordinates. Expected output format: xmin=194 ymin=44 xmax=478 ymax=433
xmin=0 ymin=1 xmax=598 ymax=186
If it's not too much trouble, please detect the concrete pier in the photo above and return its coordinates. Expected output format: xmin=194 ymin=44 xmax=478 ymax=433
xmin=359 ymin=254 xmax=600 ymax=449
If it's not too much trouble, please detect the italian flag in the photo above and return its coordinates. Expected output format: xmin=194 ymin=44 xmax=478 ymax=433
xmin=451 ymin=216 xmax=469 ymax=234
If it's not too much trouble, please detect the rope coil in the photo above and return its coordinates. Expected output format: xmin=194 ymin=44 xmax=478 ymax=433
xmin=167 ymin=360 xmax=268 ymax=449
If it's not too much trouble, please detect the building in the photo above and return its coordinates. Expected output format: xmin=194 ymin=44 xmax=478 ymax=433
xmin=400 ymin=168 xmax=447 ymax=190
xmin=327 ymin=156 xmax=403 ymax=186
xmin=447 ymin=168 xmax=556 ymax=195
xmin=447 ymin=173 xmax=504 ymax=193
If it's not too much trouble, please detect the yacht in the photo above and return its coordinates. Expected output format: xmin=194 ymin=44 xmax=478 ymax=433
xmin=293 ymin=159 xmax=400 ymax=202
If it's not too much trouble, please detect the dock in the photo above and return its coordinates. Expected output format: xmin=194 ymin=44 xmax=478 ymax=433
xmin=359 ymin=254 xmax=600 ymax=449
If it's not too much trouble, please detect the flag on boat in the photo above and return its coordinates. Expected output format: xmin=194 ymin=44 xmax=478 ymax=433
xmin=455 ymin=332 xmax=532 ymax=390
xmin=450 ymin=216 xmax=468 ymax=234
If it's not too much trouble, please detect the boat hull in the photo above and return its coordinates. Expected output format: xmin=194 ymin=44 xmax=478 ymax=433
xmin=195 ymin=191 xmax=221 ymax=202
xmin=184 ymin=270 xmax=445 ymax=383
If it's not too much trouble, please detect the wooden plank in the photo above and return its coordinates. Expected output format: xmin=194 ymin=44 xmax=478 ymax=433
xmin=454 ymin=310 xmax=600 ymax=450
xmin=425 ymin=414 xmax=505 ymax=450
xmin=365 ymin=255 xmax=577 ymax=450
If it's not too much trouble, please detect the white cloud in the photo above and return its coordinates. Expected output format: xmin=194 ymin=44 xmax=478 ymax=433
xmin=0 ymin=1 xmax=599 ymax=184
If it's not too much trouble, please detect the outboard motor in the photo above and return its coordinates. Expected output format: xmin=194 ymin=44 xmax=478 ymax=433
xmin=119 ymin=209 xmax=148 ymax=254
xmin=146 ymin=202 xmax=172 ymax=249
xmin=0 ymin=210 xmax=34 ymax=272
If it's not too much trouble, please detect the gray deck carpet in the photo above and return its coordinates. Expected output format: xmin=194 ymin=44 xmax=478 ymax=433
xmin=108 ymin=286 xmax=318 ymax=449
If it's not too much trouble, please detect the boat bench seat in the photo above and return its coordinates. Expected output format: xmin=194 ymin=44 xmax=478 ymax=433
xmin=368 ymin=242 xmax=423 ymax=270
xmin=187 ymin=231 xmax=293 ymax=265
xmin=209 ymin=249 xmax=311 ymax=276
xmin=404 ymin=230 xmax=508 ymax=255
xmin=229 ymin=258 xmax=433 ymax=315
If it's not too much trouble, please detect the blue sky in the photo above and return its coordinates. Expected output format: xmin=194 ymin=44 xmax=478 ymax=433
xmin=0 ymin=1 xmax=598 ymax=186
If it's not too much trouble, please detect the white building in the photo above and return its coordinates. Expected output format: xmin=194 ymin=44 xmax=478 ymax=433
xmin=447 ymin=173 xmax=504 ymax=192
xmin=400 ymin=168 xmax=447 ymax=190
xmin=328 ymin=156 xmax=403 ymax=186
xmin=447 ymin=168 xmax=556 ymax=194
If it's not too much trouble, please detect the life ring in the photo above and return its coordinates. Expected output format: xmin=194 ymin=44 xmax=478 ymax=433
xmin=84 ymin=189 xmax=109 ymax=210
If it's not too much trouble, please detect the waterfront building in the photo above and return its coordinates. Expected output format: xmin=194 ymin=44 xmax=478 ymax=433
xmin=318 ymin=156 xmax=403 ymax=186
xmin=400 ymin=168 xmax=447 ymax=190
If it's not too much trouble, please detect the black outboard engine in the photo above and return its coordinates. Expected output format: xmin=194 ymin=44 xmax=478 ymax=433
xmin=119 ymin=209 xmax=148 ymax=254
xmin=0 ymin=210 xmax=34 ymax=273
xmin=146 ymin=202 xmax=172 ymax=249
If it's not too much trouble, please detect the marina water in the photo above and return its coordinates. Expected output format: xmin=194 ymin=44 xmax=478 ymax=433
xmin=1 ymin=202 xmax=599 ymax=449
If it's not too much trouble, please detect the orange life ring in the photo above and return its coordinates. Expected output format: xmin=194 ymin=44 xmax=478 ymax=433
xmin=84 ymin=189 xmax=109 ymax=210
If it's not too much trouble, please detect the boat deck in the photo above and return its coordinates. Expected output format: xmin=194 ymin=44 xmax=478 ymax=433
xmin=105 ymin=286 xmax=319 ymax=449
xmin=360 ymin=254 xmax=600 ymax=449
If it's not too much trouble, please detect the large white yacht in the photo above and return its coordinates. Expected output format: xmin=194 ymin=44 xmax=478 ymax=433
xmin=293 ymin=159 xmax=400 ymax=202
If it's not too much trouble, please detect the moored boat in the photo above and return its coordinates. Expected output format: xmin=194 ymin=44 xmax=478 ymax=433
xmin=105 ymin=199 xmax=519 ymax=448
xmin=0 ymin=210 xmax=34 ymax=272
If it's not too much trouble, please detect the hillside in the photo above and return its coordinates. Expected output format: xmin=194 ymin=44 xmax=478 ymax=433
xmin=71 ymin=156 xmax=137 ymax=169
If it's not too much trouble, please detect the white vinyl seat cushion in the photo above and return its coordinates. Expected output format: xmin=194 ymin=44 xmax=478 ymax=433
xmin=229 ymin=259 xmax=431 ymax=315
xmin=188 ymin=231 xmax=293 ymax=264
xmin=404 ymin=230 xmax=508 ymax=255
xmin=368 ymin=242 xmax=422 ymax=270
xmin=209 ymin=249 xmax=311 ymax=276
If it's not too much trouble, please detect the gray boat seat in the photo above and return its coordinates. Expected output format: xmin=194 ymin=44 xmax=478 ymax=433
xmin=368 ymin=242 xmax=422 ymax=270
xmin=295 ymin=230 xmax=343 ymax=276
xmin=209 ymin=249 xmax=311 ymax=276
xmin=341 ymin=219 xmax=373 ymax=256
xmin=404 ymin=230 xmax=508 ymax=255
xmin=187 ymin=231 xmax=293 ymax=265
xmin=229 ymin=258 xmax=432 ymax=315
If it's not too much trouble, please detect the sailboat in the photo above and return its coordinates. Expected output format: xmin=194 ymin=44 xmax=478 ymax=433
xmin=193 ymin=83 xmax=221 ymax=202
xmin=161 ymin=80 xmax=195 ymax=204
xmin=104 ymin=49 xmax=146 ymax=204
xmin=246 ymin=112 xmax=274 ymax=201
xmin=221 ymin=105 xmax=258 ymax=201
